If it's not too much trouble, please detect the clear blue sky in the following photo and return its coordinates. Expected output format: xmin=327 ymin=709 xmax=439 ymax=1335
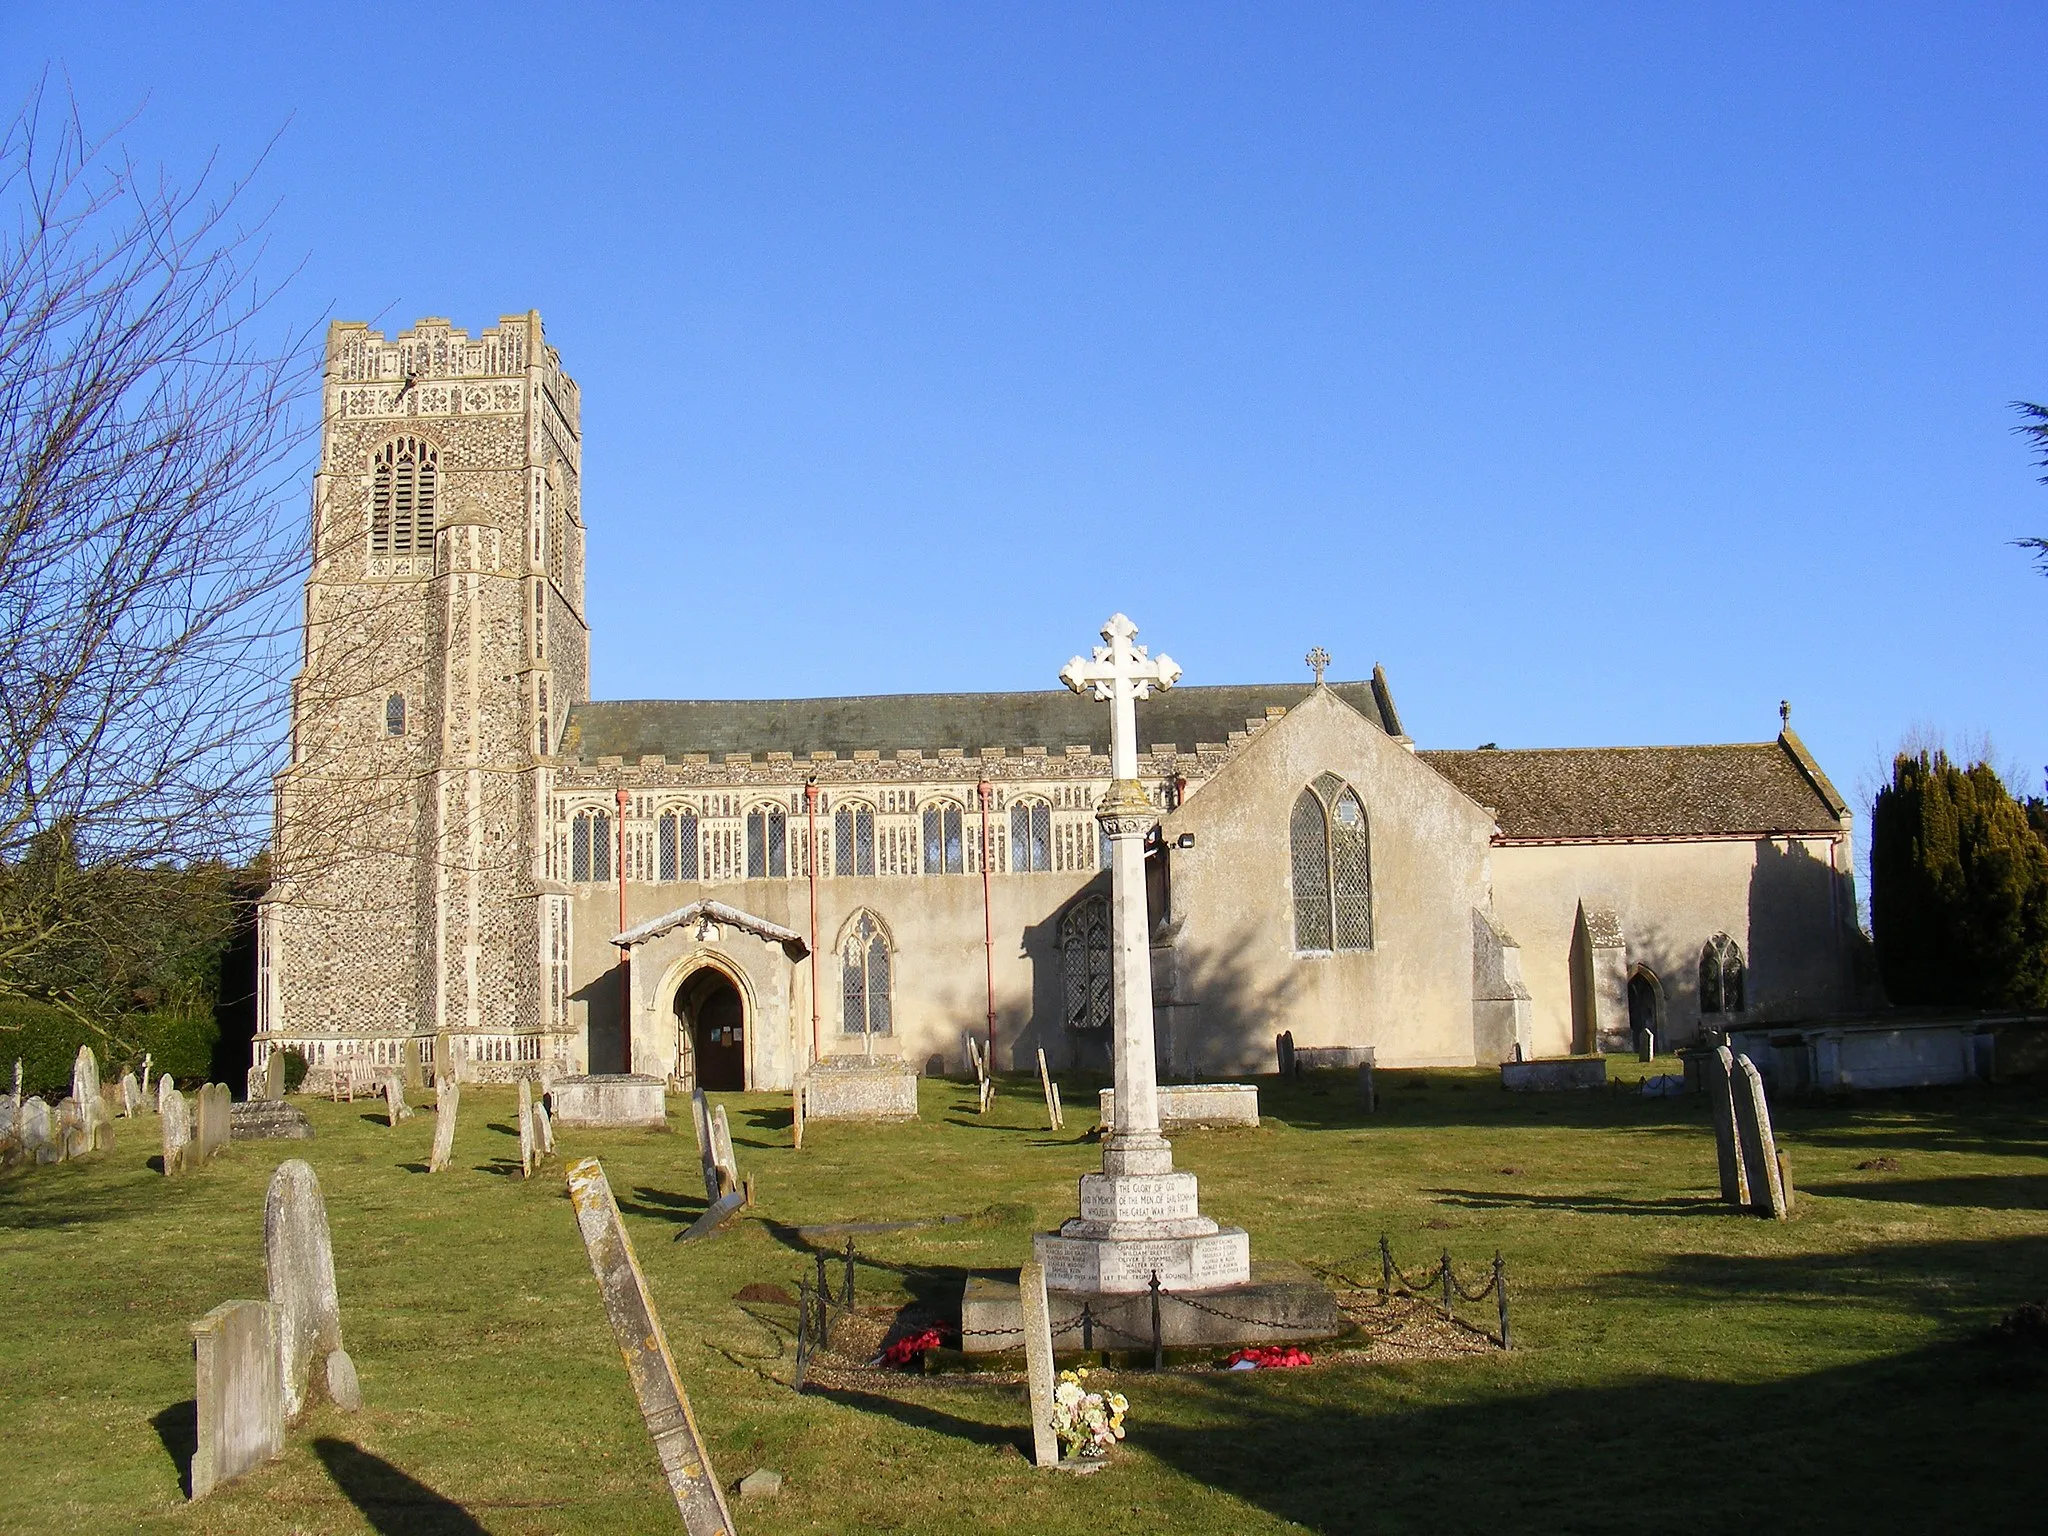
xmin=8 ymin=4 xmax=2045 ymax=826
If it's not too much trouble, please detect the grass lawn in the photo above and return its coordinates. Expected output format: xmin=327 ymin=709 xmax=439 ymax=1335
xmin=3 ymin=1061 xmax=2046 ymax=1534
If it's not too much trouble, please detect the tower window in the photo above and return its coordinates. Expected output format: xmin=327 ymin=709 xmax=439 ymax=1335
xmin=384 ymin=693 xmax=405 ymax=736
xmin=370 ymin=436 xmax=439 ymax=555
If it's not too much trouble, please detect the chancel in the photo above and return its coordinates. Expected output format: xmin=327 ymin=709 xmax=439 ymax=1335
xmin=256 ymin=314 xmax=1870 ymax=1094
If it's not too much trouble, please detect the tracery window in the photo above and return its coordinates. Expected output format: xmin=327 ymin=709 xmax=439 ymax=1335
xmin=1291 ymin=772 xmax=1372 ymax=952
xmin=746 ymin=804 xmax=788 ymax=879
xmin=385 ymin=693 xmax=405 ymax=736
xmin=834 ymin=803 xmax=876 ymax=876
xmin=1011 ymin=798 xmax=1052 ymax=872
xmin=1699 ymin=934 xmax=1746 ymax=1014
xmin=658 ymin=808 xmax=700 ymax=882
xmin=922 ymin=800 xmax=965 ymax=874
xmin=1060 ymin=894 xmax=1113 ymax=1031
xmin=840 ymin=911 xmax=892 ymax=1035
xmin=571 ymin=808 xmax=612 ymax=884
xmin=370 ymin=437 xmax=438 ymax=554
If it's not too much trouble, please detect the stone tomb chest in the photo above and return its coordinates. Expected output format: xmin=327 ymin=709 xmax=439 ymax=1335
xmin=1098 ymin=1083 xmax=1259 ymax=1131
xmin=549 ymin=1075 xmax=668 ymax=1130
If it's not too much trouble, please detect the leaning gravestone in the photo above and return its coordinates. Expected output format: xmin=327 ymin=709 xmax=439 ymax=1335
xmin=710 ymin=1105 xmax=740 ymax=1197
xmin=189 ymin=1299 xmax=283 ymax=1499
xmin=120 ymin=1071 xmax=142 ymax=1118
xmin=21 ymin=1096 xmax=53 ymax=1164
xmin=161 ymin=1091 xmax=192 ymax=1176
xmin=566 ymin=1157 xmax=736 ymax=1534
xmin=428 ymin=1077 xmax=459 ymax=1173
xmin=533 ymin=1101 xmax=556 ymax=1158
xmin=264 ymin=1159 xmax=360 ymax=1419
xmin=1037 ymin=1048 xmax=1063 ymax=1131
xmin=1731 ymin=1054 xmax=1789 ymax=1221
xmin=689 ymin=1087 xmax=721 ymax=1202
xmin=1705 ymin=1046 xmax=1749 ymax=1206
xmin=518 ymin=1078 xmax=536 ymax=1178
xmin=72 ymin=1045 xmax=100 ymax=1113
xmin=1020 ymin=1259 xmax=1059 ymax=1469
xmin=384 ymin=1073 xmax=412 ymax=1127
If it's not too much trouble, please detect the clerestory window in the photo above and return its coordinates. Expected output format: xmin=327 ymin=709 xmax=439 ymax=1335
xmin=746 ymin=804 xmax=788 ymax=879
xmin=1011 ymin=798 xmax=1052 ymax=873
xmin=922 ymin=800 xmax=965 ymax=874
xmin=1290 ymin=772 xmax=1373 ymax=952
xmin=658 ymin=808 xmax=700 ymax=882
xmin=571 ymin=808 xmax=612 ymax=884
xmin=834 ymin=803 xmax=876 ymax=876
xmin=370 ymin=437 xmax=439 ymax=555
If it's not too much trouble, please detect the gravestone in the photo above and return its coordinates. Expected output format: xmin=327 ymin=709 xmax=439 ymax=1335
xmin=1638 ymin=1029 xmax=1656 ymax=1063
xmin=518 ymin=1078 xmax=535 ymax=1178
xmin=196 ymin=1084 xmax=230 ymax=1162
xmin=402 ymin=1036 xmax=423 ymax=1092
xmin=1019 ymin=1259 xmax=1059 ymax=1469
xmin=1038 ymin=1049 xmax=1063 ymax=1130
xmin=1276 ymin=1030 xmax=1296 ymax=1078
xmin=1704 ymin=1046 xmax=1749 ymax=1206
xmin=246 ymin=1062 xmax=266 ymax=1100
xmin=1775 ymin=1145 xmax=1796 ymax=1216
xmin=383 ymin=1073 xmax=412 ymax=1127
xmin=54 ymin=1097 xmax=86 ymax=1160
xmin=141 ymin=1052 xmax=153 ymax=1098
xmin=73 ymin=1044 xmax=100 ymax=1112
xmin=1731 ymin=1055 xmax=1789 ymax=1221
xmin=689 ymin=1086 xmax=720 ymax=1201
xmin=565 ymin=1157 xmax=736 ymax=1534
xmin=428 ymin=1076 xmax=459 ymax=1173
xmin=710 ymin=1105 xmax=740 ymax=1196
xmin=1099 ymin=1083 xmax=1260 ymax=1130
xmin=0 ymin=1094 xmax=15 ymax=1155
xmin=189 ymin=1300 xmax=283 ymax=1499
xmin=534 ymin=1101 xmax=555 ymax=1158
xmin=791 ymin=1072 xmax=805 ymax=1151
xmin=264 ymin=1051 xmax=284 ymax=1101
xmin=1358 ymin=1061 xmax=1377 ymax=1112
xmin=20 ymin=1096 xmax=53 ymax=1163
xmin=120 ymin=1071 xmax=142 ymax=1117
xmin=264 ymin=1159 xmax=359 ymax=1419
xmin=231 ymin=1100 xmax=314 ymax=1141
xmin=12 ymin=1058 xmax=21 ymax=1104
xmin=160 ymin=1091 xmax=191 ymax=1175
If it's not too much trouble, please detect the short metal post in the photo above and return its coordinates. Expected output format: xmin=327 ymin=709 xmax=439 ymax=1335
xmin=1495 ymin=1251 xmax=1511 ymax=1350
xmin=1080 ymin=1302 xmax=1095 ymax=1351
xmin=1150 ymin=1270 xmax=1164 ymax=1370
xmin=1441 ymin=1249 xmax=1454 ymax=1320
xmin=1380 ymin=1234 xmax=1393 ymax=1296
xmin=843 ymin=1238 xmax=856 ymax=1308
xmin=814 ymin=1254 xmax=832 ymax=1349
xmin=794 ymin=1280 xmax=812 ymax=1392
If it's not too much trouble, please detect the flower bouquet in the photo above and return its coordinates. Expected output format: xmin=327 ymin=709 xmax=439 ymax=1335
xmin=1050 ymin=1368 xmax=1129 ymax=1460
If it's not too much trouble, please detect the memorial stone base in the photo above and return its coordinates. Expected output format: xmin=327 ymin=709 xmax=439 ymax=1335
xmin=549 ymin=1074 xmax=668 ymax=1129
xmin=961 ymin=1261 xmax=1339 ymax=1355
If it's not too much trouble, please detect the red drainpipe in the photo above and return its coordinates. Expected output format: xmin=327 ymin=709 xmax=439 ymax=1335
xmin=805 ymin=780 xmax=821 ymax=1068
xmin=615 ymin=785 xmax=630 ymax=1074
xmin=979 ymin=779 xmax=997 ymax=1070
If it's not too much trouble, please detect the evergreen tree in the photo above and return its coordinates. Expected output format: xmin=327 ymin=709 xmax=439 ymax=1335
xmin=1871 ymin=751 xmax=2048 ymax=1007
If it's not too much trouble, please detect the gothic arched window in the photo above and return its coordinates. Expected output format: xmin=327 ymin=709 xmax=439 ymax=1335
xmin=840 ymin=911 xmax=892 ymax=1035
xmin=1011 ymin=798 xmax=1052 ymax=872
xmin=745 ymin=804 xmax=787 ymax=879
xmin=1291 ymin=773 xmax=1372 ymax=952
xmin=370 ymin=436 xmax=438 ymax=555
xmin=384 ymin=693 xmax=405 ymax=736
xmin=1700 ymin=934 xmax=1746 ymax=1015
xmin=1060 ymin=894 xmax=1113 ymax=1031
xmin=571 ymin=807 xmax=612 ymax=884
xmin=834 ymin=803 xmax=876 ymax=876
xmin=922 ymin=800 xmax=965 ymax=874
xmin=658 ymin=807 xmax=699 ymax=882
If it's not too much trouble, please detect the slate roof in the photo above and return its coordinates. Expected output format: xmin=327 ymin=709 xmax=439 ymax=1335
xmin=1420 ymin=738 xmax=1847 ymax=842
xmin=562 ymin=680 xmax=1397 ymax=763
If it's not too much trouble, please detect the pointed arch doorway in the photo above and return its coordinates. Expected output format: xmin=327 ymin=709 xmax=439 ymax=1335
xmin=674 ymin=966 xmax=747 ymax=1091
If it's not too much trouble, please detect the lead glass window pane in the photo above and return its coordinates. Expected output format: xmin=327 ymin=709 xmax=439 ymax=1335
xmin=1330 ymin=788 xmax=1372 ymax=949
xmin=1291 ymin=789 xmax=1331 ymax=950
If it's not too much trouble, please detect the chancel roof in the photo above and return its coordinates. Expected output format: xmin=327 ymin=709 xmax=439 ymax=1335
xmin=562 ymin=680 xmax=1398 ymax=763
xmin=1420 ymin=737 xmax=1847 ymax=842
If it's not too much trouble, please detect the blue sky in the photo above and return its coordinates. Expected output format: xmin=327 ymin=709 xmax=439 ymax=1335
xmin=6 ymin=4 xmax=2044 ymax=825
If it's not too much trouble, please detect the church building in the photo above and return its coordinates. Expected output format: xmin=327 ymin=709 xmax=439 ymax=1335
xmin=259 ymin=314 xmax=1866 ymax=1090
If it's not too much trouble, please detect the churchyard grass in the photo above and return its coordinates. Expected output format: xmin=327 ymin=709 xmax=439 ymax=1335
xmin=3 ymin=1064 xmax=2045 ymax=1533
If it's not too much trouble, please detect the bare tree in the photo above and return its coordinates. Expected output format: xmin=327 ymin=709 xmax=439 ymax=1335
xmin=2015 ymin=400 xmax=2048 ymax=573
xmin=0 ymin=81 xmax=313 ymax=1037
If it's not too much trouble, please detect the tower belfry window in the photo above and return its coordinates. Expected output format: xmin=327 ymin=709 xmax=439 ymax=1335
xmin=370 ymin=437 xmax=438 ymax=555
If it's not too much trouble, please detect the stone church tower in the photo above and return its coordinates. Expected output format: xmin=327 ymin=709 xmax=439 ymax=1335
xmin=259 ymin=314 xmax=587 ymax=1081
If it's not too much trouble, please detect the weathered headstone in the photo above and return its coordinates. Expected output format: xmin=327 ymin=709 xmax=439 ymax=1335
xmin=791 ymin=1072 xmax=805 ymax=1151
xmin=690 ymin=1086 xmax=721 ymax=1202
xmin=1020 ymin=1259 xmax=1059 ymax=1469
xmin=160 ymin=1091 xmax=192 ymax=1175
xmin=11 ymin=1058 xmax=21 ymax=1105
xmin=1731 ymin=1054 xmax=1789 ymax=1221
xmin=20 ymin=1096 xmax=53 ymax=1163
xmin=534 ymin=1101 xmax=555 ymax=1158
xmin=54 ymin=1097 xmax=86 ymax=1160
xmin=0 ymin=1094 xmax=15 ymax=1153
xmin=141 ymin=1052 xmax=154 ymax=1099
xmin=710 ymin=1104 xmax=740 ymax=1197
xmin=1276 ymin=1030 xmax=1295 ymax=1079
xmin=120 ymin=1071 xmax=142 ymax=1118
xmin=518 ymin=1078 xmax=536 ymax=1178
xmin=73 ymin=1044 xmax=101 ymax=1112
xmin=1705 ymin=1045 xmax=1749 ymax=1206
xmin=402 ymin=1036 xmax=423 ymax=1092
xmin=189 ymin=1300 xmax=284 ymax=1499
xmin=428 ymin=1076 xmax=459 ymax=1173
xmin=383 ymin=1073 xmax=412 ymax=1127
xmin=1638 ymin=1029 xmax=1656 ymax=1063
xmin=1774 ymin=1144 xmax=1796 ymax=1217
xmin=1038 ymin=1049 xmax=1063 ymax=1130
xmin=196 ymin=1084 xmax=230 ymax=1162
xmin=264 ymin=1159 xmax=358 ymax=1419
xmin=264 ymin=1050 xmax=284 ymax=1101
xmin=566 ymin=1157 xmax=736 ymax=1533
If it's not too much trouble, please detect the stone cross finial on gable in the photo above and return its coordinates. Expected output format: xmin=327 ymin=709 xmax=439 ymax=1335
xmin=1779 ymin=699 xmax=1791 ymax=731
xmin=1306 ymin=647 xmax=1331 ymax=686
xmin=1060 ymin=613 xmax=1180 ymax=782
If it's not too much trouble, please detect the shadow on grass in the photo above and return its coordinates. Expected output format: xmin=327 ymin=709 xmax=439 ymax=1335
xmin=151 ymin=1399 xmax=196 ymax=1499
xmin=618 ymin=1185 xmax=707 ymax=1224
xmin=805 ymin=1382 xmax=1022 ymax=1454
xmin=1427 ymin=1187 xmax=1726 ymax=1217
xmin=313 ymin=1438 xmax=493 ymax=1535
xmin=1801 ymin=1175 xmax=2048 ymax=1210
